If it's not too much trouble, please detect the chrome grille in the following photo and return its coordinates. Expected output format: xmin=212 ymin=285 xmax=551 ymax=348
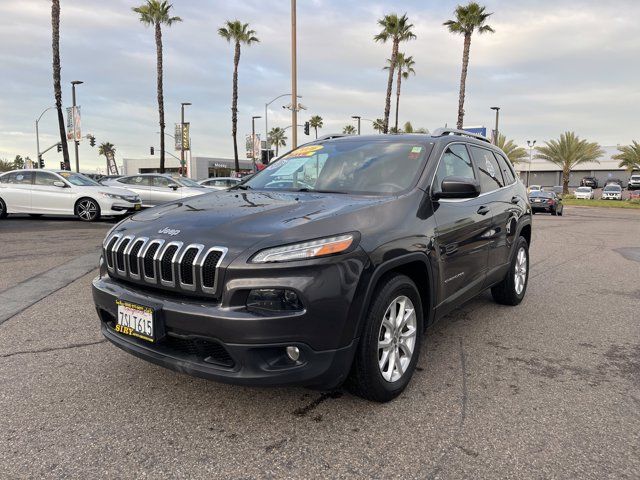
xmin=104 ymin=234 xmax=226 ymax=297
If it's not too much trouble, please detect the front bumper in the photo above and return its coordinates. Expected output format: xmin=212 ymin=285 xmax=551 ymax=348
xmin=100 ymin=200 xmax=142 ymax=216
xmin=92 ymin=257 xmax=365 ymax=388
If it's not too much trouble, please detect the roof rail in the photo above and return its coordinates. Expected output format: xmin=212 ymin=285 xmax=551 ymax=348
xmin=432 ymin=127 xmax=491 ymax=144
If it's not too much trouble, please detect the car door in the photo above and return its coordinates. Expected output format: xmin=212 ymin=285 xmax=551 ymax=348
xmin=149 ymin=175 xmax=180 ymax=205
xmin=118 ymin=176 xmax=150 ymax=206
xmin=0 ymin=171 xmax=34 ymax=212
xmin=31 ymin=171 xmax=74 ymax=214
xmin=469 ymin=145 xmax=520 ymax=286
xmin=431 ymin=143 xmax=492 ymax=309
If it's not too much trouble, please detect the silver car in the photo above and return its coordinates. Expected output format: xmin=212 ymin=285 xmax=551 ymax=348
xmin=198 ymin=177 xmax=241 ymax=190
xmin=102 ymin=174 xmax=207 ymax=207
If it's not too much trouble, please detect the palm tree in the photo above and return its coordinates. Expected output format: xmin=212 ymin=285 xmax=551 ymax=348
xmin=444 ymin=2 xmax=495 ymax=129
xmin=535 ymin=132 xmax=604 ymax=194
xmin=613 ymin=141 xmax=640 ymax=173
xmin=0 ymin=158 xmax=13 ymax=172
xmin=385 ymin=53 xmax=416 ymax=132
xmin=218 ymin=20 xmax=259 ymax=172
xmin=98 ymin=142 xmax=117 ymax=173
xmin=343 ymin=125 xmax=357 ymax=135
xmin=309 ymin=115 xmax=323 ymax=139
xmin=133 ymin=1 xmax=181 ymax=174
xmin=372 ymin=118 xmax=385 ymax=133
xmin=374 ymin=13 xmax=416 ymax=134
xmin=51 ymin=0 xmax=70 ymax=169
xmin=268 ymin=127 xmax=287 ymax=157
xmin=496 ymin=134 xmax=528 ymax=165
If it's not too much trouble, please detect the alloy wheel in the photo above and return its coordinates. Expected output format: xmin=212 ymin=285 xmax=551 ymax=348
xmin=77 ymin=200 xmax=98 ymax=221
xmin=514 ymin=247 xmax=528 ymax=295
xmin=377 ymin=295 xmax=417 ymax=383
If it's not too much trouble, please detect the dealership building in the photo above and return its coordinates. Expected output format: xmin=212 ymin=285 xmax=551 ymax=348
xmin=122 ymin=156 xmax=255 ymax=179
xmin=516 ymin=146 xmax=633 ymax=188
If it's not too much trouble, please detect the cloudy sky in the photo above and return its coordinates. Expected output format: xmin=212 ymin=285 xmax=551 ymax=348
xmin=1 ymin=0 xmax=638 ymax=172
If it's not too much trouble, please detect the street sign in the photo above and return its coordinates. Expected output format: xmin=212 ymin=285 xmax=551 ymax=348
xmin=182 ymin=123 xmax=190 ymax=151
xmin=463 ymin=126 xmax=487 ymax=137
xmin=66 ymin=106 xmax=81 ymax=141
xmin=174 ymin=124 xmax=182 ymax=151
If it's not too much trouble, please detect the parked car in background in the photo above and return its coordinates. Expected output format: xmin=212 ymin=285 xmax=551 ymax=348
xmin=601 ymin=184 xmax=623 ymax=200
xmin=199 ymin=177 xmax=241 ymax=190
xmin=527 ymin=185 xmax=542 ymax=193
xmin=627 ymin=174 xmax=640 ymax=190
xmin=98 ymin=175 xmax=122 ymax=185
xmin=549 ymin=186 xmax=564 ymax=195
xmin=574 ymin=186 xmax=594 ymax=199
xmin=101 ymin=173 xmax=208 ymax=207
xmin=0 ymin=169 xmax=140 ymax=222
xmin=604 ymin=178 xmax=624 ymax=188
xmin=529 ymin=190 xmax=564 ymax=215
xmin=580 ymin=176 xmax=598 ymax=188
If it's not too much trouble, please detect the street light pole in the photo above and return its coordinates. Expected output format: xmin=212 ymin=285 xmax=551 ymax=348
xmin=264 ymin=93 xmax=301 ymax=155
xmin=490 ymin=106 xmax=500 ymax=145
xmin=351 ymin=116 xmax=361 ymax=135
xmin=527 ymin=139 xmax=536 ymax=187
xmin=35 ymin=106 xmax=55 ymax=167
xmin=251 ymin=115 xmax=261 ymax=171
xmin=180 ymin=102 xmax=191 ymax=177
xmin=291 ymin=0 xmax=298 ymax=149
xmin=71 ymin=81 xmax=83 ymax=172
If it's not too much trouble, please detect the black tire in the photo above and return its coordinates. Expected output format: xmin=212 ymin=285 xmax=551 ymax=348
xmin=0 ymin=197 xmax=7 ymax=219
xmin=75 ymin=198 xmax=101 ymax=222
xmin=347 ymin=273 xmax=423 ymax=402
xmin=491 ymin=236 xmax=529 ymax=306
xmin=28 ymin=214 xmax=43 ymax=218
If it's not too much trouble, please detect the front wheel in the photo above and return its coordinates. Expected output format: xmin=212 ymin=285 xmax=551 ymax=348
xmin=75 ymin=198 xmax=101 ymax=222
xmin=348 ymin=274 xmax=423 ymax=402
xmin=0 ymin=197 xmax=7 ymax=219
xmin=491 ymin=236 xmax=529 ymax=306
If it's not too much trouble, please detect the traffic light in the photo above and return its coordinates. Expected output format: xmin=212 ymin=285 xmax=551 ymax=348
xmin=89 ymin=135 xmax=96 ymax=147
xmin=150 ymin=146 xmax=155 ymax=155
xmin=304 ymin=121 xmax=310 ymax=136
xmin=38 ymin=156 xmax=45 ymax=169
xmin=56 ymin=143 xmax=62 ymax=152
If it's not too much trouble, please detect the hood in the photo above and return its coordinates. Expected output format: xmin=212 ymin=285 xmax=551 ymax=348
xmin=83 ymin=185 xmax=138 ymax=197
xmin=113 ymin=190 xmax=391 ymax=257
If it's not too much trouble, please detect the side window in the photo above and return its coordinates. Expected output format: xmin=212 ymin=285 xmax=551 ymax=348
xmin=470 ymin=146 xmax=505 ymax=193
xmin=152 ymin=176 xmax=171 ymax=188
xmin=495 ymin=153 xmax=516 ymax=184
xmin=121 ymin=176 xmax=146 ymax=186
xmin=433 ymin=144 xmax=475 ymax=190
xmin=7 ymin=172 xmax=34 ymax=185
xmin=0 ymin=174 xmax=8 ymax=183
xmin=35 ymin=172 xmax=60 ymax=186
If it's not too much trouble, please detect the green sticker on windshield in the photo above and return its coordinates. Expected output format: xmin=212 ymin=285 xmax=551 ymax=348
xmin=411 ymin=146 xmax=422 ymax=153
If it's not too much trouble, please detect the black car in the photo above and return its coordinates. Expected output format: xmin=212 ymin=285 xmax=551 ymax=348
xmin=580 ymin=176 xmax=598 ymax=188
xmin=529 ymin=190 xmax=563 ymax=215
xmin=92 ymin=129 xmax=532 ymax=402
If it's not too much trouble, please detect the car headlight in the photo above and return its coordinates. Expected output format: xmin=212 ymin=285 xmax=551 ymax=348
xmin=99 ymin=191 xmax=139 ymax=202
xmin=251 ymin=234 xmax=355 ymax=263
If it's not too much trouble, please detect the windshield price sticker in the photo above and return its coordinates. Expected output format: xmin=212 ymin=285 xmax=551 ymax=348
xmin=283 ymin=145 xmax=324 ymax=159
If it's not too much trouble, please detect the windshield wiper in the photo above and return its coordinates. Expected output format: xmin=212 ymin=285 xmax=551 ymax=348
xmin=295 ymin=188 xmax=345 ymax=194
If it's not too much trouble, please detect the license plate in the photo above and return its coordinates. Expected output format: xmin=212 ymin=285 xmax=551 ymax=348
xmin=134 ymin=204 xmax=141 ymax=211
xmin=533 ymin=199 xmax=542 ymax=202
xmin=115 ymin=300 xmax=154 ymax=342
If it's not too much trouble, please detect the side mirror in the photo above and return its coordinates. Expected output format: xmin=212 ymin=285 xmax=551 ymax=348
xmin=53 ymin=181 xmax=66 ymax=188
xmin=434 ymin=176 xmax=480 ymax=199
xmin=168 ymin=183 xmax=179 ymax=190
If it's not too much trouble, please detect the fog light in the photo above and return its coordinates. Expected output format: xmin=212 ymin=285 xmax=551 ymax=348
xmin=286 ymin=346 xmax=300 ymax=362
xmin=246 ymin=288 xmax=302 ymax=312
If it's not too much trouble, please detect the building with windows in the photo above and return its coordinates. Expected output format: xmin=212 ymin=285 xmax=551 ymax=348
xmin=516 ymin=146 xmax=633 ymax=187
xmin=122 ymin=156 xmax=255 ymax=180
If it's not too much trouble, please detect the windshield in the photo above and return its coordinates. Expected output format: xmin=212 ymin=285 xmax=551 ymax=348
xmin=176 ymin=177 xmax=205 ymax=188
xmin=241 ymin=140 xmax=430 ymax=195
xmin=529 ymin=191 xmax=553 ymax=198
xmin=58 ymin=172 xmax=99 ymax=186
xmin=604 ymin=185 xmax=621 ymax=191
xmin=576 ymin=187 xmax=591 ymax=192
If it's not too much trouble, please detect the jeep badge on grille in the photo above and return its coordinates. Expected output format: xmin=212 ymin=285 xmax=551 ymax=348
xmin=158 ymin=227 xmax=181 ymax=236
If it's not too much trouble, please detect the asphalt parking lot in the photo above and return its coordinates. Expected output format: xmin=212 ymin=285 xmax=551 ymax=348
xmin=1 ymin=208 xmax=638 ymax=479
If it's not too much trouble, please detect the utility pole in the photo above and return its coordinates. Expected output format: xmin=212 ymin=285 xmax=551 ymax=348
xmin=490 ymin=106 xmax=500 ymax=145
xmin=71 ymin=81 xmax=83 ymax=172
xmin=291 ymin=0 xmax=298 ymax=149
xmin=351 ymin=116 xmax=361 ymax=135
xmin=526 ymin=139 xmax=536 ymax=187
xmin=252 ymin=115 xmax=261 ymax=171
xmin=181 ymin=102 xmax=191 ymax=177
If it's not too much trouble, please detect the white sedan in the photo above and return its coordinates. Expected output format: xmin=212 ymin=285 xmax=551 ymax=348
xmin=198 ymin=177 xmax=241 ymax=190
xmin=0 ymin=169 xmax=141 ymax=222
xmin=574 ymin=186 xmax=594 ymax=199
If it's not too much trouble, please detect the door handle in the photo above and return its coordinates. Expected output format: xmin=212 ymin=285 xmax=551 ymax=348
xmin=511 ymin=196 xmax=519 ymax=204
xmin=477 ymin=205 xmax=490 ymax=215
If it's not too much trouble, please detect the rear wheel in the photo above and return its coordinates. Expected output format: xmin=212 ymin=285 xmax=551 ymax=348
xmin=348 ymin=274 xmax=423 ymax=402
xmin=492 ymin=236 xmax=529 ymax=306
xmin=75 ymin=198 xmax=101 ymax=222
xmin=0 ymin=197 xmax=7 ymax=219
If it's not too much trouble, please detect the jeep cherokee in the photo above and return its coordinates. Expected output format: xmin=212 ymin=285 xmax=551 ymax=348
xmin=92 ymin=128 xmax=532 ymax=402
